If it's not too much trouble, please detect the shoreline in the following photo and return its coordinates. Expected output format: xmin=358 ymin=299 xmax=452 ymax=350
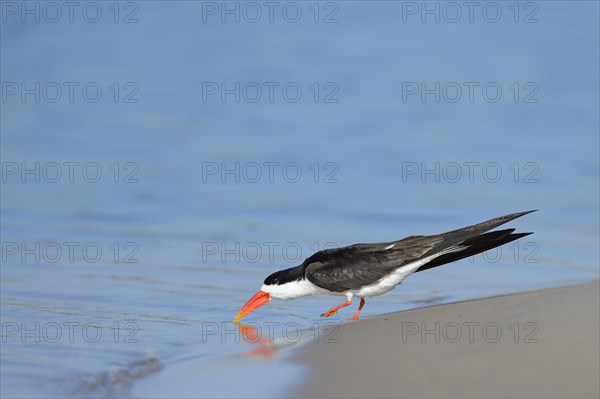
xmin=292 ymin=281 xmax=600 ymax=398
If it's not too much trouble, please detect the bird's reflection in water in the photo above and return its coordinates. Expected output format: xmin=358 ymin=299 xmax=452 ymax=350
xmin=233 ymin=321 xmax=277 ymax=359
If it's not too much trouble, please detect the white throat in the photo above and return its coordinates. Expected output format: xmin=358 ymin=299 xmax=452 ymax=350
xmin=261 ymin=279 xmax=324 ymax=300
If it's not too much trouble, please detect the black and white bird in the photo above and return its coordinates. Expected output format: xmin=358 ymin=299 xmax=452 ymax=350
xmin=233 ymin=210 xmax=536 ymax=322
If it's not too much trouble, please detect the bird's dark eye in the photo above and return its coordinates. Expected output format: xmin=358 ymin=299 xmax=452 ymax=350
xmin=264 ymin=275 xmax=279 ymax=285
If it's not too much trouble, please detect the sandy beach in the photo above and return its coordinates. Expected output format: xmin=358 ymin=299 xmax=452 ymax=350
xmin=293 ymin=282 xmax=600 ymax=399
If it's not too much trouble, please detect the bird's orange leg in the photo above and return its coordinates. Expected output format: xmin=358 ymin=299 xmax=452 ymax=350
xmin=349 ymin=298 xmax=366 ymax=321
xmin=320 ymin=299 xmax=352 ymax=317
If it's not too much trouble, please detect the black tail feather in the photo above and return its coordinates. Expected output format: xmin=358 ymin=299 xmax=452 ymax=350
xmin=431 ymin=210 xmax=536 ymax=250
xmin=416 ymin=230 xmax=534 ymax=273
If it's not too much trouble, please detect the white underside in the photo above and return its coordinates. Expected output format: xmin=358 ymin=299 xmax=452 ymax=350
xmin=352 ymin=252 xmax=445 ymax=297
xmin=263 ymin=247 xmax=462 ymax=301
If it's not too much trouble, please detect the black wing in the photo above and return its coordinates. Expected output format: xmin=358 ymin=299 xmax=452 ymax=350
xmin=304 ymin=210 xmax=536 ymax=292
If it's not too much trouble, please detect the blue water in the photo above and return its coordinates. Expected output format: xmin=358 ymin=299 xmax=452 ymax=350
xmin=1 ymin=1 xmax=599 ymax=397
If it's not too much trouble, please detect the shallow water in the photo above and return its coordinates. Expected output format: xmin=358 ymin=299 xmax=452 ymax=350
xmin=1 ymin=1 xmax=599 ymax=397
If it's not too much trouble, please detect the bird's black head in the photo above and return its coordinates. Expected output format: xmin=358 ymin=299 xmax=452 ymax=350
xmin=260 ymin=264 xmax=315 ymax=300
xmin=263 ymin=265 xmax=304 ymax=286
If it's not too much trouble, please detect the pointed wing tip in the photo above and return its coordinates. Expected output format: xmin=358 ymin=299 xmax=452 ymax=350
xmin=510 ymin=210 xmax=538 ymax=219
xmin=519 ymin=209 xmax=538 ymax=215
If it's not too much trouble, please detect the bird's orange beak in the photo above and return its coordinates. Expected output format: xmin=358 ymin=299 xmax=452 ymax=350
xmin=233 ymin=290 xmax=271 ymax=323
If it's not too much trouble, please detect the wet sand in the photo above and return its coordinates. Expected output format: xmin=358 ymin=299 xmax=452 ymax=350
xmin=293 ymin=282 xmax=600 ymax=398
